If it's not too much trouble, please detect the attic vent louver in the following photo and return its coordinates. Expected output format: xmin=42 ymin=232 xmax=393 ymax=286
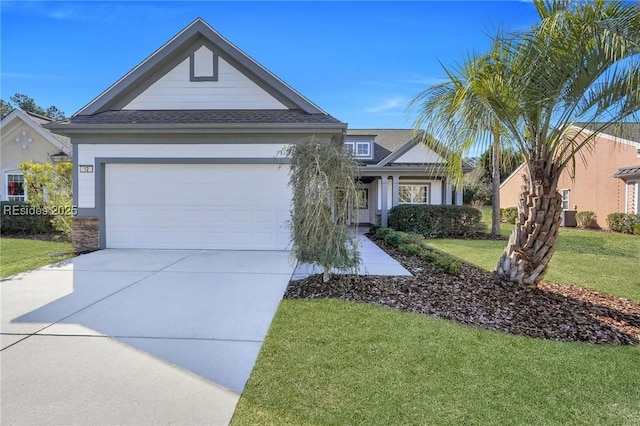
xmin=190 ymin=45 xmax=218 ymax=81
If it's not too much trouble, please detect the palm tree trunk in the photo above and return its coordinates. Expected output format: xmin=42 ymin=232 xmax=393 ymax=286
xmin=491 ymin=130 xmax=501 ymax=236
xmin=495 ymin=181 xmax=562 ymax=287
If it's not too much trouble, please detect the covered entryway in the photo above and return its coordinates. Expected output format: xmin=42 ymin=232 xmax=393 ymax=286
xmin=105 ymin=163 xmax=291 ymax=250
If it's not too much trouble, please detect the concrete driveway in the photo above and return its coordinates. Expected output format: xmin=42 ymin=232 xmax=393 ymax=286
xmin=1 ymin=249 xmax=294 ymax=425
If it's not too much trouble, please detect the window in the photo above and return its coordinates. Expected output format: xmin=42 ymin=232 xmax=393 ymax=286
xmin=356 ymin=189 xmax=368 ymax=209
xmin=355 ymin=142 xmax=370 ymax=157
xmin=399 ymin=185 xmax=428 ymax=204
xmin=6 ymin=173 xmax=26 ymax=201
xmin=344 ymin=142 xmax=355 ymax=155
xmin=561 ymin=189 xmax=570 ymax=210
xmin=344 ymin=139 xmax=372 ymax=158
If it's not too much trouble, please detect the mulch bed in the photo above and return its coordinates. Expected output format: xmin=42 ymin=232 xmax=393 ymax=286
xmin=285 ymin=238 xmax=640 ymax=345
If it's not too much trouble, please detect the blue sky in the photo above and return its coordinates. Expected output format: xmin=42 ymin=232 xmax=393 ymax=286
xmin=1 ymin=1 xmax=540 ymax=128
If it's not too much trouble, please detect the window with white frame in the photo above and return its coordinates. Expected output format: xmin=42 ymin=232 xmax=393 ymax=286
xmin=356 ymin=188 xmax=368 ymax=209
xmin=399 ymin=184 xmax=429 ymax=204
xmin=344 ymin=139 xmax=372 ymax=159
xmin=6 ymin=173 xmax=26 ymax=201
xmin=561 ymin=189 xmax=570 ymax=210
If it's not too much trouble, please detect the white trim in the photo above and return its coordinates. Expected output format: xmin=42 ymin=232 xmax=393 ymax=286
xmin=398 ymin=184 xmax=429 ymax=205
xmin=0 ymin=109 xmax=71 ymax=156
xmin=561 ymin=188 xmax=570 ymax=210
xmin=635 ymin=180 xmax=639 ymax=214
xmin=625 ymin=180 xmax=630 ymax=213
xmin=4 ymin=171 xmax=27 ymax=202
xmin=569 ymin=125 xmax=640 ymax=149
xmin=499 ymin=162 xmax=526 ymax=189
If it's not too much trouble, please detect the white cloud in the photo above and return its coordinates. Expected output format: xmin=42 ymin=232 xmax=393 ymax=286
xmin=364 ymin=97 xmax=407 ymax=113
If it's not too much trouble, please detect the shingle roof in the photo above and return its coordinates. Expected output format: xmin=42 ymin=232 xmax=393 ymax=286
xmin=346 ymin=129 xmax=417 ymax=164
xmin=613 ymin=165 xmax=640 ymax=179
xmin=576 ymin=122 xmax=640 ymax=143
xmin=23 ymin=110 xmax=72 ymax=152
xmin=69 ymin=109 xmax=343 ymax=125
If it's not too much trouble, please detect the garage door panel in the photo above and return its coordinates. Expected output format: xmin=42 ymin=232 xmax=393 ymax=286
xmin=105 ymin=164 xmax=291 ymax=250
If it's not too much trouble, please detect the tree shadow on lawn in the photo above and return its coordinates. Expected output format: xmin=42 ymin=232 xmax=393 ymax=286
xmin=286 ymin=246 xmax=640 ymax=345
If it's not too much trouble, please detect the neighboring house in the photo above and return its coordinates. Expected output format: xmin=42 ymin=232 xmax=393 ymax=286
xmin=47 ymin=18 xmax=346 ymax=251
xmin=346 ymin=129 xmax=470 ymax=226
xmin=0 ymin=109 xmax=71 ymax=201
xmin=500 ymin=123 xmax=640 ymax=228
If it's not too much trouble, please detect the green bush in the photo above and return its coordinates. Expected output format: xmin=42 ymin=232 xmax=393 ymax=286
xmin=500 ymin=207 xmax=518 ymax=224
xmin=575 ymin=211 xmax=599 ymax=229
xmin=384 ymin=231 xmax=410 ymax=247
xmin=432 ymin=256 xmax=462 ymax=275
xmin=374 ymin=227 xmax=393 ymax=239
xmin=606 ymin=212 xmax=640 ymax=234
xmin=634 ymin=223 xmax=640 ymax=236
xmin=1 ymin=201 xmax=57 ymax=235
xmin=398 ymin=243 xmax=425 ymax=256
xmin=369 ymin=224 xmax=381 ymax=234
xmin=388 ymin=205 xmax=485 ymax=237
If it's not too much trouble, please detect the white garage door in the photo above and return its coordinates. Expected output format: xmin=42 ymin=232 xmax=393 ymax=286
xmin=105 ymin=163 xmax=291 ymax=250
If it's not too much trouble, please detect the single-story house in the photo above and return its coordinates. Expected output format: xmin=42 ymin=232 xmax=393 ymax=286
xmin=500 ymin=123 xmax=640 ymax=228
xmin=0 ymin=109 xmax=72 ymax=201
xmin=48 ymin=18 xmax=466 ymax=252
xmin=346 ymin=129 xmax=469 ymax=226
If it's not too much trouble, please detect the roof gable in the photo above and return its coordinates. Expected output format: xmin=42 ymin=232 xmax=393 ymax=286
xmin=76 ymin=18 xmax=326 ymax=116
xmin=1 ymin=109 xmax=71 ymax=155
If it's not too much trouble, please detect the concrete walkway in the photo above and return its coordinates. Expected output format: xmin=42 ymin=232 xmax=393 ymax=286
xmin=292 ymin=231 xmax=412 ymax=279
xmin=1 ymin=249 xmax=295 ymax=425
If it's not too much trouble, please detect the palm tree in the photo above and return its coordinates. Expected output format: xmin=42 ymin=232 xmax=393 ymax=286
xmin=414 ymin=0 xmax=640 ymax=287
xmin=412 ymin=40 xmax=514 ymax=237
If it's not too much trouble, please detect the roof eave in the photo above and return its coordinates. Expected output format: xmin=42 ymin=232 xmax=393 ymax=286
xmin=44 ymin=121 xmax=347 ymax=136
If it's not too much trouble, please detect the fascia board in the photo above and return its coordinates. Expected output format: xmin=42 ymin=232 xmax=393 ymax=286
xmin=75 ymin=18 xmax=327 ymax=117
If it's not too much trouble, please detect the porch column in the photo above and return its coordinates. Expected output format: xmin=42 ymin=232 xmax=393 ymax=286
xmin=444 ymin=178 xmax=453 ymax=205
xmin=391 ymin=175 xmax=399 ymax=208
xmin=456 ymin=185 xmax=463 ymax=205
xmin=381 ymin=175 xmax=389 ymax=227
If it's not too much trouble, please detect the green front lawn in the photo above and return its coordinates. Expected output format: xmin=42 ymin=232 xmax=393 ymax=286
xmin=428 ymin=228 xmax=640 ymax=302
xmin=234 ymin=214 xmax=640 ymax=424
xmin=234 ymin=300 xmax=640 ymax=425
xmin=0 ymin=238 xmax=74 ymax=278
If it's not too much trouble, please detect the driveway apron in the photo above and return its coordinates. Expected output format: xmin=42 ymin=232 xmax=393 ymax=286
xmin=1 ymin=249 xmax=294 ymax=425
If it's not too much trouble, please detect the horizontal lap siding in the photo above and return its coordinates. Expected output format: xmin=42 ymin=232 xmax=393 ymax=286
xmin=124 ymin=58 xmax=287 ymax=110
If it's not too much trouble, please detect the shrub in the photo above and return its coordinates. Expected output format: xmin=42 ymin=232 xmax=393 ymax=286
xmin=576 ymin=211 xmax=598 ymax=229
xmin=369 ymin=224 xmax=381 ymax=234
xmin=500 ymin=207 xmax=518 ymax=224
xmin=432 ymin=256 xmax=462 ymax=275
xmin=374 ymin=227 xmax=393 ymax=239
xmin=398 ymin=243 xmax=425 ymax=256
xmin=607 ymin=213 xmax=640 ymax=234
xmin=1 ymin=201 xmax=57 ymax=235
xmin=634 ymin=222 xmax=640 ymax=236
xmin=384 ymin=231 xmax=410 ymax=247
xmin=388 ymin=205 xmax=485 ymax=237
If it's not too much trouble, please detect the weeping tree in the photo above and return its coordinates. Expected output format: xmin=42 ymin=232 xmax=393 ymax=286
xmin=283 ymin=138 xmax=360 ymax=282
xmin=414 ymin=0 xmax=640 ymax=287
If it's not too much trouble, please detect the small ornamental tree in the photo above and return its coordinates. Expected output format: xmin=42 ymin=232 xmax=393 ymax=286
xmin=283 ymin=138 xmax=360 ymax=282
xmin=20 ymin=161 xmax=73 ymax=239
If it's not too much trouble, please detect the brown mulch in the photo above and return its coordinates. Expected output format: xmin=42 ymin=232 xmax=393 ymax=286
xmin=285 ymin=238 xmax=640 ymax=345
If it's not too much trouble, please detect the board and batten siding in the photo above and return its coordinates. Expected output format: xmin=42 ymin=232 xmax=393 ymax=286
xmin=76 ymin=143 xmax=290 ymax=208
xmin=124 ymin=56 xmax=287 ymax=110
xmin=395 ymin=145 xmax=444 ymax=163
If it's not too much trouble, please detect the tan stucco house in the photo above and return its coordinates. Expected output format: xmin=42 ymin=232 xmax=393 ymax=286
xmin=0 ymin=109 xmax=71 ymax=201
xmin=500 ymin=124 xmax=640 ymax=228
